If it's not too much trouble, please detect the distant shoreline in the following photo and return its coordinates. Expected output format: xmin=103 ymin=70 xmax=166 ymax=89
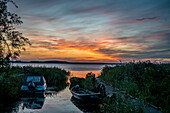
xmin=10 ymin=60 xmax=124 ymax=65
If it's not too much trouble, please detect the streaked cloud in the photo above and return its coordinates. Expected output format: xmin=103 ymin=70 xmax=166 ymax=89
xmin=133 ymin=16 xmax=161 ymax=22
xmin=9 ymin=0 xmax=170 ymax=62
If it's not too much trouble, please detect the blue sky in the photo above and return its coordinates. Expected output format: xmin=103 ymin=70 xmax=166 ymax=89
xmin=9 ymin=0 xmax=170 ymax=62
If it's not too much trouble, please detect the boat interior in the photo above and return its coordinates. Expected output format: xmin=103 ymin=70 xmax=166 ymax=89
xmin=73 ymin=88 xmax=95 ymax=94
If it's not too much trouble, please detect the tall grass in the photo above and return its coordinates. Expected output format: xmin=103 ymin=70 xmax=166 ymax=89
xmin=11 ymin=66 xmax=71 ymax=86
xmin=100 ymin=61 xmax=170 ymax=112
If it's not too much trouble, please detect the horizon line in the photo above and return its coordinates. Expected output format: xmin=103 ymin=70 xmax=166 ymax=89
xmin=10 ymin=60 xmax=124 ymax=64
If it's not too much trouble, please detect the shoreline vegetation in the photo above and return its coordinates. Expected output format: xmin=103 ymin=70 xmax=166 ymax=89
xmin=98 ymin=61 xmax=169 ymax=113
xmin=0 ymin=66 xmax=70 ymax=112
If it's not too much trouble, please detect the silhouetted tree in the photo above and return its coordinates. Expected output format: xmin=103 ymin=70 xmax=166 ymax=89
xmin=0 ymin=0 xmax=30 ymax=66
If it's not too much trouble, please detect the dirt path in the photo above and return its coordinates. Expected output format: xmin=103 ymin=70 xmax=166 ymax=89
xmin=96 ymin=77 xmax=117 ymax=97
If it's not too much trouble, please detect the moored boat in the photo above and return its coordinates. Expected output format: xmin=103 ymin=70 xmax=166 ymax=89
xmin=70 ymin=86 xmax=101 ymax=103
xmin=20 ymin=75 xmax=47 ymax=93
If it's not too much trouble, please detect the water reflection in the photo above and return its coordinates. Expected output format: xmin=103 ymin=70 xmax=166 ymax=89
xmin=71 ymin=96 xmax=100 ymax=112
xmin=21 ymin=94 xmax=46 ymax=110
xmin=71 ymin=71 xmax=101 ymax=78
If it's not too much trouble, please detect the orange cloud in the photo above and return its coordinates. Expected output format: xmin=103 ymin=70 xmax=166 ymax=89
xmin=19 ymin=37 xmax=119 ymax=62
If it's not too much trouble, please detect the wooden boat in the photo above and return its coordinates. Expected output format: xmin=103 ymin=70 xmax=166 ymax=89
xmin=70 ymin=86 xmax=101 ymax=103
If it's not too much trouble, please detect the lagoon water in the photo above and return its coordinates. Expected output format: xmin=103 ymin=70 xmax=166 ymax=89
xmin=8 ymin=63 xmax=115 ymax=113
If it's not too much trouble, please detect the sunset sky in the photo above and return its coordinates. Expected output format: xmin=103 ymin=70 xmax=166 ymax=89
xmin=9 ymin=0 xmax=170 ymax=62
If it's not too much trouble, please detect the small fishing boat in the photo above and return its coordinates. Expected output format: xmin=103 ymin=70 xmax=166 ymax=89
xmin=70 ymin=85 xmax=101 ymax=103
xmin=20 ymin=75 xmax=47 ymax=93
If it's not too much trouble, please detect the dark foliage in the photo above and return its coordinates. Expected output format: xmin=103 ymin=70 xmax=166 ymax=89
xmin=0 ymin=0 xmax=30 ymax=65
xmin=100 ymin=61 xmax=170 ymax=112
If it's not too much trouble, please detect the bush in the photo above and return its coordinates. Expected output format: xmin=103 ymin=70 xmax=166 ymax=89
xmin=83 ymin=77 xmax=97 ymax=92
xmin=0 ymin=74 xmax=24 ymax=101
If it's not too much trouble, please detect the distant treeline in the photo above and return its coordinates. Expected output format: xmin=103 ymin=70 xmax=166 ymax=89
xmin=10 ymin=60 xmax=124 ymax=65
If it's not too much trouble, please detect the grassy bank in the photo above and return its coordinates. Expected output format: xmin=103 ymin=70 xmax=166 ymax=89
xmin=99 ymin=61 xmax=170 ymax=112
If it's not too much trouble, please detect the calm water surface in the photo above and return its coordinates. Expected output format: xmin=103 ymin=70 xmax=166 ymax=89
xmin=8 ymin=63 xmax=115 ymax=113
xmin=17 ymin=87 xmax=82 ymax=113
xmin=12 ymin=63 xmax=114 ymax=77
